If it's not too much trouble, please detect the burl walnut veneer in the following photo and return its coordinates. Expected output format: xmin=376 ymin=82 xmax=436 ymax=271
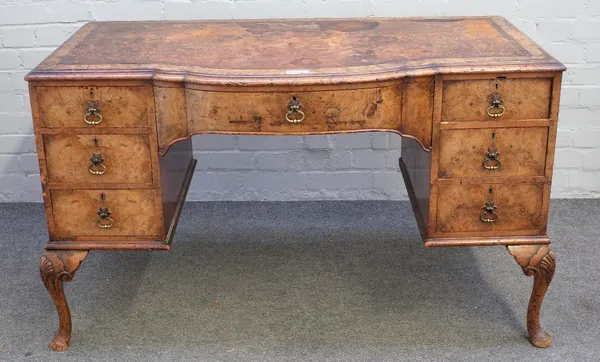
xmin=25 ymin=17 xmax=565 ymax=351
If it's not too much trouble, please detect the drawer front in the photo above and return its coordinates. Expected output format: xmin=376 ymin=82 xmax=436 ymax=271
xmin=35 ymin=86 xmax=152 ymax=128
xmin=186 ymin=86 xmax=402 ymax=133
xmin=441 ymin=77 xmax=552 ymax=121
xmin=44 ymin=134 xmax=153 ymax=184
xmin=435 ymin=182 xmax=545 ymax=235
xmin=51 ymin=189 xmax=159 ymax=238
xmin=438 ymin=127 xmax=548 ymax=178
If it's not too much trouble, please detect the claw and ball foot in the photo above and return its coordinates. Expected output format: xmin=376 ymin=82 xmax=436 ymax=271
xmin=507 ymin=245 xmax=556 ymax=348
xmin=40 ymin=250 xmax=88 ymax=351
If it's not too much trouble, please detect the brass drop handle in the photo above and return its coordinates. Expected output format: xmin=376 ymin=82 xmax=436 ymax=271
xmin=88 ymin=153 xmax=107 ymax=175
xmin=84 ymin=101 xmax=103 ymax=125
xmin=487 ymin=92 xmax=505 ymax=118
xmin=480 ymin=187 xmax=498 ymax=223
xmin=483 ymin=144 xmax=501 ymax=170
xmin=96 ymin=207 xmax=114 ymax=229
xmin=285 ymin=96 xmax=305 ymax=123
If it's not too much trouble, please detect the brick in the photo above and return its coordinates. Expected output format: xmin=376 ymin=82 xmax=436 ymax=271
xmin=255 ymin=151 xmax=303 ymax=171
xmin=0 ymin=50 xmax=20 ymax=70
xmin=193 ymin=134 xmax=237 ymax=150
xmin=0 ymin=135 xmax=35 ymax=153
xmin=518 ymin=0 xmax=585 ymax=18
xmin=46 ymin=2 xmax=91 ymax=23
xmin=331 ymin=133 xmax=370 ymax=149
xmin=372 ymin=171 xmax=403 ymax=189
xmin=443 ymin=1 xmax=517 ymax=17
xmin=0 ymin=173 xmax=28 ymax=202
xmin=0 ymin=74 xmax=10 ymax=92
xmin=389 ymin=134 xmax=402 ymax=149
xmin=241 ymin=171 xmax=307 ymax=190
xmin=583 ymin=150 xmax=600 ymax=170
xmin=233 ymin=0 xmax=304 ymax=19
xmin=0 ymin=28 xmax=35 ymax=48
xmin=550 ymin=169 xmax=570 ymax=195
xmin=567 ymin=66 xmax=600 ymax=84
xmin=0 ymin=114 xmax=20 ymax=134
xmin=190 ymin=171 xmax=241 ymax=191
xmin=371 ymin=133 xmax=389 ymax=149
xmin=92 ymin=1 xmax=163 ymax=21
xmin=35 ymin=25 xmax=81 ymax=47
xmin=304 ymin=135 xmax=332 ymax=150
xmin=20 ymin=49 xmax=53 ymax=69
xmin=23 ymin=173 xmax=42 ymax=201
xmin=207 ymin=152 xmax=255 ymax=170
xmin=586 ymin=44 xmax=600 ymax=63
xmin=374 ymin=0 xmax=446 ymax=17
xmin=0 ymin=4 xmax=48 ymax=25
xmin=569 ymin=171 xmax=600 ymax=191
xmin=543 ymin=43 xmax=586 ymax=64
xmin=571 ymin=19 xmax=600 ymax=39
xmin=0 ymin=154 xmax=20 ymax=172
xmin=578 ymin=88 xmax=600 ymax=106
xmin=554 ymin=148 xmax=585 ymax=168
xmin=306 ymin=172 xmax=372 ymax=190
xmin=9 ymin=71 xmax=28 ymax=91
xmin=306 ymin=0 xmax=373 ymax=18
xmin=164 ymin=1 xmax=232 ymax=20
xmin=353 ymin=150 xmax=386 ymax=169
xmin=304 ymin=150 xmax=352 ymax=170
xmin=558 ymin=108 xmax=598 ymax=128
xmin=555 ymin=129 xmax=573 ymax=148
xmin=385 ymin=150 xmax=402 ymax=169
xmin=19 ymin=153 xmax=39 ymax=173
xmin=17 ymin=114 xmax=33 ymax=133
xmin=559 ymin=87 xmax=578 ymax=107
xmin=536 ymin=19 xmax=573 ymax=43
xmin=0 ymin=94 xmax=23 ymax=112
xmin=589 ymin=1 xmax=600 ymax=16
xmin=572 ymin=129 xmax=600 ymax=148
xmin=237 ymin=135 xmax=303 ymax=150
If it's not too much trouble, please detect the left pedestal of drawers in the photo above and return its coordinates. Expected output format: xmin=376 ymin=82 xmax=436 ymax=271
xmin=29 ymin=82 xmax=196 ymax=250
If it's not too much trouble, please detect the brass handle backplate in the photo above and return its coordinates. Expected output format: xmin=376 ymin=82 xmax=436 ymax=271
xmin=286 ymin=96 xmax=305 ymax=123
xmin=88 ymin=153 xmax=107 ymax=175
xmin=480 ymin=190 xmax=498 ymax=223
xmin=84 ymin=101 xmax=103 ymax=125
xmin=96 ymin=207 xmax=114 ymax=229
xmin=483 ymin=145 xmax=501 ymax=170
xmin=487 ymin=92 xmax=505 ymax=118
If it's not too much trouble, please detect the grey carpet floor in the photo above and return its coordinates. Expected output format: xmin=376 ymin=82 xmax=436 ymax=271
xmin=0 ymin=199 xmax=599 ymax=362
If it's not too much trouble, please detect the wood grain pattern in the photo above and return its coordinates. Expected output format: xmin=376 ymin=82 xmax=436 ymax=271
xmin=24 ymin=17 xmax=566 ymax=351
xmin=507 ymin=245 xmax=556 ymax=348
xmin=435 ymin=182 xmax=545 ymax=236
xmin=43 ymin=134 xmax=153 ymax=184
xmin=189 ymin=86 xmax=402 ymax=131
xmin=441 ymin=77 xmax=552 ymax=121
xmin=35 ymin=86 xmax=152 ymax=128
xmin=26 ymin=17 xmax=564 ymax=86
xmin=401 ymin=77 xmax=434 ymax=148
xmin=40 ymin=250 xmax=88 ymax=351
xmin=438 ymin=127 xmax=548 ymax=178
xmin=50 ymin=189 xmax=159 ymax=239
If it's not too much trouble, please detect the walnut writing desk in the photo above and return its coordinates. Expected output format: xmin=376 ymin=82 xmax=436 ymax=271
xmin=25 ymin=17 xmax=565 ymax=351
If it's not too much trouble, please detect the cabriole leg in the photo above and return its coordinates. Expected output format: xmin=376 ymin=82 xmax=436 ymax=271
xmin=40 ymin=250 xmax=88 ymax=351
xmin=506 ymin=245 xmax=556 ymax=348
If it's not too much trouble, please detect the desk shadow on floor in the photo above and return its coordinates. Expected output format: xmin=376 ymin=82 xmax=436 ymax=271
xmin=67 ymin=201 xmax=525 ymax=353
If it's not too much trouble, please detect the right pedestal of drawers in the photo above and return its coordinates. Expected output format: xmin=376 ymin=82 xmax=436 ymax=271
xmin=401 ymin=72 xmax=561 ymax=347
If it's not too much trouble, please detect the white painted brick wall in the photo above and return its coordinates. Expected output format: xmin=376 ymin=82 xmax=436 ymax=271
xmin=0 ymin=0 xmax=598 ymax=202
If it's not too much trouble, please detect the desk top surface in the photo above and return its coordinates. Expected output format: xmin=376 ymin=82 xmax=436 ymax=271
xmin=27 ymin=17 xmax=564 ymax=85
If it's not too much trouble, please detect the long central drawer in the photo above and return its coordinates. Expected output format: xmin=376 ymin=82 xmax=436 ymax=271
xmin=184 ymin=86 xmax=402 ymax=133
